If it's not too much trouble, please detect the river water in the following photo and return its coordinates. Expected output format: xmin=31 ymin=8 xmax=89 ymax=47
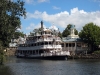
xmin=5 ymin=56 xmax=100 ymax=75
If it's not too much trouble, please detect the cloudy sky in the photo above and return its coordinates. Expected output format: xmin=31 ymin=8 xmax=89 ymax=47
xmin=20 ymin=0 xmax=100 ymax=34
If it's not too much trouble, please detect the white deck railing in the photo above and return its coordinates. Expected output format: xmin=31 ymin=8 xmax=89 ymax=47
xmin=41 ymin=51 xmax=70 ymax=56
xmin=18 ymin=45 xmax=62 ymax=50
xmin=25 ymin=37 xmax=61 ymax=43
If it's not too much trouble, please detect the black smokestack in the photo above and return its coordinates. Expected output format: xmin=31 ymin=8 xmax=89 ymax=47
xmin=41 ymin=21 xmax=43 ymax=29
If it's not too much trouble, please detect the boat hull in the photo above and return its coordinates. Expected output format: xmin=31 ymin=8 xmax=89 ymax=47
xmin=16 ymin=55 xmax=68 ymax=60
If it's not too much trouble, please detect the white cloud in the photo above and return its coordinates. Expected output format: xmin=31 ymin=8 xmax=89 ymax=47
xmin=16 ymin=28 xmax=21 ymax=31
xmin=26 ymin=7 xmax=100 ymax=31
xmin=26 ymin=23 xmax=46 ymax=30
xmin=49 ymin=26 xmax=58 ymax=30
xmin=25 ymin=0 xmax=49 ymax=4
xmin=53 ymin=6 xmax=61 ymax=10
xmin=93 ymin=0 xmax=100 ymax=2
xmin=26 ymin=10 xmax=42 ymax=19
xmin=37 ymin=0 xmax=50 ymax=3
xmin=25 ymin=0 xmax=34 ymax=4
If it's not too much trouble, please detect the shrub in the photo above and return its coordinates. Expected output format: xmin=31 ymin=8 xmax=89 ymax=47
xmin=93 ymin=50 xmax=100 ymax=54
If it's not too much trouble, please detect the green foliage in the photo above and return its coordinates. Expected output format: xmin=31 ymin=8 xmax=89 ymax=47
xmin=75 ymin=29 xmax=78 ymax=35
xmin=0 ymin=0 xmax=26 ymax=47
xmin=62 ymin=24 xmax=78 ymax=37
xmin=93 ymin=50 xmax=100 ymax=54
xmin=14 ymin=31 xmax=25 ymax=39
xmin=0 ymin=44 xmax=5 ymax=65
xmin=62 ymin=28 xmax=70 ymax=37
xmin=30 ymin=28 xmax=41 ymax=36
xmin=0 ymin=0 xmax=26 ymax=64
xmin=79 ymin=22 xmax=100 ymax=51
xmin=58 ymin=32 xmax=62 ymax=38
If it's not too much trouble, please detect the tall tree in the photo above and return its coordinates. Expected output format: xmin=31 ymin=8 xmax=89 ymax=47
xmin=0 ymin=0 xmax=26 ymax=64
xmin=58 ymin=32 xmax=62 ymax=38
xmin=62 ymin=24 xmax=78 ymax=37
xmin=79 ymin=22 xmax=100 ymax=51
xmin=30 ymin=28 xmax=42 ymax=36
xmin=0 ymin=0 xmax=26 ymax=47
xmin=14 ymin=31 xmax=25 ymax=39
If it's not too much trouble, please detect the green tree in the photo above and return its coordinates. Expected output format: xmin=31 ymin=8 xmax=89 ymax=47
xmin=58 ymin=32 xmax=62 ymax=39
xmin=0 ymin=0 xmax=26 ymax=64
xmin=30 ymin=28 xmax=42 ymax=36
xmin=0 ymin=43 xmax=5 ymax=65
xmin=79 ymin=22 xmax=100 ymax=51
xmin=62 ymin=24 xmax=78 ymax=37
xmin=0 ymin=0 xmax=26 ymax=47
xmin=14 ymin=31 xmax=25 ymax=39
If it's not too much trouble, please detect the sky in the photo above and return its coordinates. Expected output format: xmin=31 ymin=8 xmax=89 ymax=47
xmin=18 ymin=0 xmax=100 ymax=34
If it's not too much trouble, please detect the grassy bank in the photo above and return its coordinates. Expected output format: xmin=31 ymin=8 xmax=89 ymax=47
xmin=0 ymin=65 xmax=12 ymax=75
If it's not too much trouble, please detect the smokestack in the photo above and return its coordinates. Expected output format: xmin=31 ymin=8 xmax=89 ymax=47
xmin=41 ymin=21 xmax=43 ymax=29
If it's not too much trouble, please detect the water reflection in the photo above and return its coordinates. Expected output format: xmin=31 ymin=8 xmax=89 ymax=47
xmin=5 ymin=56 xmax=100 ymax=75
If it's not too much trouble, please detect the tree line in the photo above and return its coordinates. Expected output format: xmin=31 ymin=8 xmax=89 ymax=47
xmin=62 ymin=23 xmax=100 ymax=52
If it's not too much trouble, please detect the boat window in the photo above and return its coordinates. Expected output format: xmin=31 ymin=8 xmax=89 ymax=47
xmin=37 ymin=42 xmax=39 ymax=46
xmin=34 ymin=43 xmax=36 ymax=46
xmin=49 ymin=42 xmax=52 ymax=44
xmin=32 ymin=43 xmax=34 ymax=46
xmin=39 ymin=50 xmax=44 ymax=54
xmin=35 ymin=50 xmax=38 ymax=54
xmin=31 ymin=44 xmax=33 ymax=46
xmin=45 ymin=42 xmax=48 ymax=45
xmin=51 ymin=32 xmax=53 ymax=35
xmin=66 ymin=43 xmax=68 ymax=47
xmin=62 ymin=43 xmax=64 ymax=47
xmin=41 ymin=42 xmax=44 ymax=45
xmin=72 ymin=43 xmax=75 ymax=47
xmin=30 ymin=51 xmax=32 ymax=54
xmin=69 ymin=43 xmax=71 ymax=47
xmin=20 ymin=51 xmax=22 ymax=54
xmin=33 ymin=51 xmax=35 ymax=54
xmin=45 ymin=31 xmax=47 ymax=34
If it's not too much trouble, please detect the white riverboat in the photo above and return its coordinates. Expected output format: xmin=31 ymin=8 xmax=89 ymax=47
xmin=16 ymin=21 xmax=70 ymax=60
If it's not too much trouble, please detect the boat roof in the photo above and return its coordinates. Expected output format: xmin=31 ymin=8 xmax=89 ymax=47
xmin=62 ymin=38 xmax=82 ymax=42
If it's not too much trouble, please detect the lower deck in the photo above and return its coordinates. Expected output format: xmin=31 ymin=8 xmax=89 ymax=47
xmin=16 ymin=49 xmax=70 ymax=58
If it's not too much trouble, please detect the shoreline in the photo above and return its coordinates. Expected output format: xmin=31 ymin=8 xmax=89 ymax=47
xmin=69 ymin=54 xmax=100 ymax=59
xmin=6 ymin=54 xmax=100 ymax=60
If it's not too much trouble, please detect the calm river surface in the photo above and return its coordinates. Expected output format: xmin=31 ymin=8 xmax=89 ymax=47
xmin=5 ymin=56 xmax=100 ymax=75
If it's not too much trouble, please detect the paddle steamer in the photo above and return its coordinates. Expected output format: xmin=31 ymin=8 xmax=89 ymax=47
xmin=16 ymin=21 xmax=70 ymax=60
